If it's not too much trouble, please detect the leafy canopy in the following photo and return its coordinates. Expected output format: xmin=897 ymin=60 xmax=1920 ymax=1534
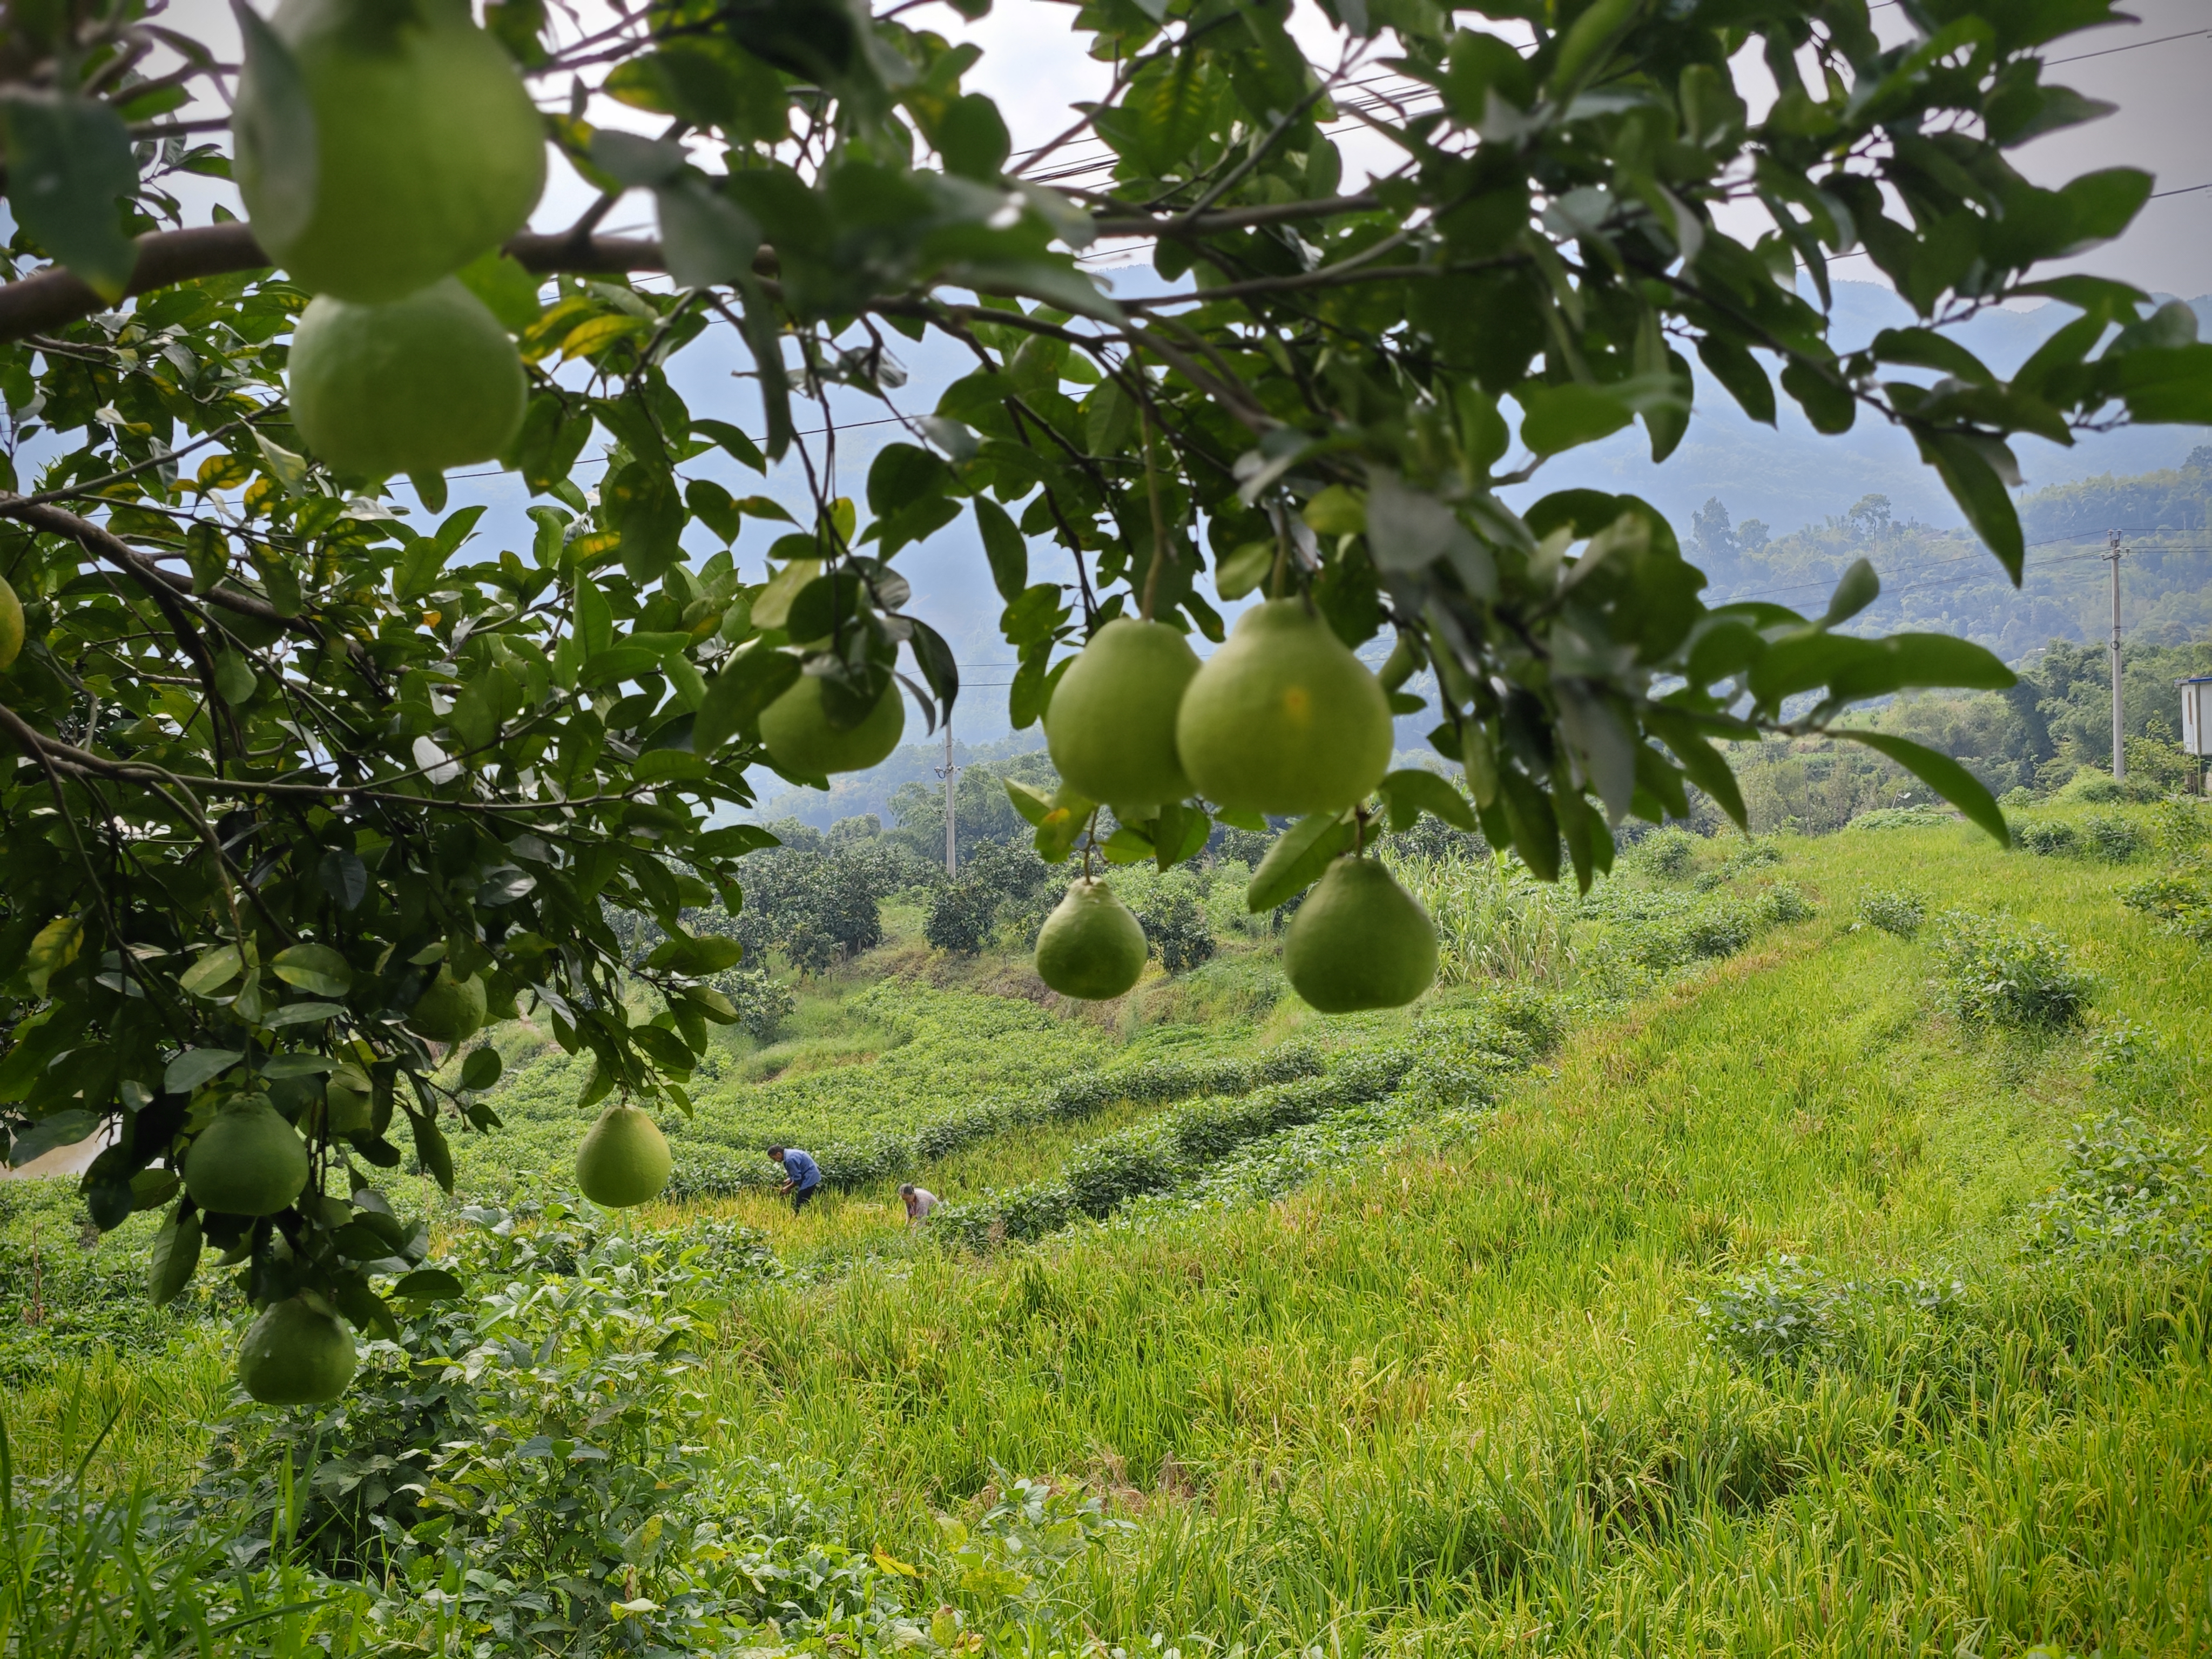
xmin=0 ymin=0 xmax=2205 ymax=1336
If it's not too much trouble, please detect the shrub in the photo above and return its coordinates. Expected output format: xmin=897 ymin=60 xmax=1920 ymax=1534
xmin=2012 ymin=818 xmax=2078 ymax=857
xmin=1845 ymin=806 xmax=1956 ymax=832
xmin=1933 ymin=912 xmax=2093 ymax=1029
xmin=1698 ymin=1256 xmax=1851 ymax=1367
xmin=1858 ymin=889 xmax=1925 ymax=939
xmin=2080 ymin=813 xmax=2144 ymax=862
xmin=2117 ymin=873 xmax=2212 ymax=943
xmin=925 ymin=875 xmax=999 ymax=954
xmin=2028 ymin=1112 xmax=2210 ymax=1264
xmin=1635 ymin=827 xmax=1698 ymax=878
xmin=1135 ymin=887 xmax=1216 ymax=974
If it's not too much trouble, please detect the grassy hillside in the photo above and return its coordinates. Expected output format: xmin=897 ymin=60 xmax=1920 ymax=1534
xmin=4 ymin=803 xmax=2209 ymax=1656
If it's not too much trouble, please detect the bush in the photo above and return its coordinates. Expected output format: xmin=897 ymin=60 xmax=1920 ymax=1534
xmin=1635 ymin=827 xmax=1698 ymax=878
xmin=2028 ymin=1112 xmax=2210 ymax=1264
xmin=1933 ymin=912 xmax=2093 ymax=1029
xmin=925 ymin=875 xmax=999 ymax=954
xmin=2012 ymin=818 xmax=2078 ymax=856
xmin=1845 ymin=806 xmax=1956 ymax=832
xmin=1858 ymin=889 xmax=1925 ymax=939
xmin=2081 ymin=813 xmax=2144 ymax=861
xmin=2118 ymin=873 xmax=2212 ymax=943
xmin=1136 ymin=887 xmax=1216 ymax=974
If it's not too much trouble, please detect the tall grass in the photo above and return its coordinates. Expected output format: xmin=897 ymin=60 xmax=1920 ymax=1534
xmin=1390 ymin=849 xmax=1580 ymax=985
xmin=9 ymin=811 xmax=2211 ymax=1655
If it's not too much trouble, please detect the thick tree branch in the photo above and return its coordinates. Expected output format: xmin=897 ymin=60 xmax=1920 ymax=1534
xmin=0 ymin=494 xmax=385 ymax=690
xmin=0 ymin=197 xmax=1387 ymax=344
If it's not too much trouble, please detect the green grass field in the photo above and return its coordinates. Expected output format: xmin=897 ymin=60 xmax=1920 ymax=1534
xmin=4 ymin=804 xmax=2209 ymax=1657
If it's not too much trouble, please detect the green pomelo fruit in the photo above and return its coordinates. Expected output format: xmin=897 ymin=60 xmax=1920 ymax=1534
xmin=1175 ymin=599 xmax=1393 ymax=816
xmin=184 ymin=1097 xmax=311 ymax=1217
xmin=576 ymin=1104 xmax=673 ymax=1209
xmin=238 ymin=1296 xmax=358 ymax=1405
xmin=409 ymin=966 xmax=488 ymax=1044
xmin=1034 ymin=879 xmax=1149 ymax=1001
xmin=236 ymin=0 xmax=546 ymax=303
xmin=759 ymin=678 xmax=905 ymax=777
xmin=323 ymin=1068 xmax=373 ymax=1135
xmin=287 ymin=279 xmax=526 ymax=479
xmin=0 ymin=575 xmax=22 ymax=671
xmin=1283 ymin=857 xmax=1438 ymax=1014
xmin=1044 ymin=618 xmax=1201 ymax=817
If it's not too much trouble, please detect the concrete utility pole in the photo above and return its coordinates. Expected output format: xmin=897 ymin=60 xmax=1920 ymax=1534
xmin=935 ymin=718 xmax=959 ymax=875
xmin=2106 ymin=529 xmax=2126 ymax=780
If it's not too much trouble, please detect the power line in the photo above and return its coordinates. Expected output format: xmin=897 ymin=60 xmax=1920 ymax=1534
xmin=2044 ymin=26 xmax=2210 ymax=65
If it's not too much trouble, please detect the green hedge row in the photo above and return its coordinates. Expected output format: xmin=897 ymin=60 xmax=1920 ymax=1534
xmin=930 ymin=1011 xmax=1550 ymax=1248
xmin=662 ymin=1046 xmax=1326 ymax=1201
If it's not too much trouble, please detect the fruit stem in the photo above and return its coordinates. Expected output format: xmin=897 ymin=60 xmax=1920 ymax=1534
xmin=1269 ymin=507 xmax=1289 ymax=601
xmin=1082 ymin=809 xmax=1100 ymax=879
xmin=1139 ymin=405 xmax=1169 ymax=624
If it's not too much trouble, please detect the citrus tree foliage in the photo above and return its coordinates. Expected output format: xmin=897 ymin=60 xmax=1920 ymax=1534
xmin=2 ymin=0 xmax=2209 ymax=1337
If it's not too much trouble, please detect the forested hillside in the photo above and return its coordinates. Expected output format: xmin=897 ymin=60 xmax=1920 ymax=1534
xmin=1688 ymin=447 xmax=2212 ymax=658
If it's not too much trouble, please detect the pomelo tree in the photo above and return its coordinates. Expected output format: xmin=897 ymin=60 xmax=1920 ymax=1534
xmin=0 ymin=0 xmax=2206 ymax=1395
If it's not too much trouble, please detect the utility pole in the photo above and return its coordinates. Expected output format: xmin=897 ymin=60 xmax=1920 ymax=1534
xmin=935 ymin=717 xmax=959 ymax=875
xmin=2105 ymin=529 xmax=2126 ymax=780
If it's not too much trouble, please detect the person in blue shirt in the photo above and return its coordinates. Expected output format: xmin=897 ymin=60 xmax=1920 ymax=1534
xmin=768 ymin=1145 xmax=821 ymax=1215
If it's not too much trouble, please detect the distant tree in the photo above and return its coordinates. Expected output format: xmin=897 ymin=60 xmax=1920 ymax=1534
xmin=1136 ymin=889 xmax=1216 ymax=975
xmin=1692 ymin=497 xmax=1739 ymax=564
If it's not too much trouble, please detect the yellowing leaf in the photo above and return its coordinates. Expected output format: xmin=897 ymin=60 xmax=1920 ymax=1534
xmin=194 ymin=453 xmax=252 ymax=493
xmin=872 ymin=1547 xmax=920 ymax=1578
xmin=25 ymin=915 xmax=83 ymax=997
xmin=559 ymin=313 xmax=648 ymax=362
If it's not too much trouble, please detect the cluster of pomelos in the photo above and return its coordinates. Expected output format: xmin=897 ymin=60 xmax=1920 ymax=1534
xmin=1034 ymin=601 xmax=1440 ymax=1012
xmin=239 ymin=0 xmax=544 ymax=482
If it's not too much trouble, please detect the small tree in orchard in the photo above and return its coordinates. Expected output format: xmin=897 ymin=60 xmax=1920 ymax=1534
xmin=0 ymin=0 xmax=2205 ymax=1403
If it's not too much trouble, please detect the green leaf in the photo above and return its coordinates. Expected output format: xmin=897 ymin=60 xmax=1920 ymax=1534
xmin=1838 ymin=730 xmax=2009 ymax=846
xmin=460 ymin=1047 xmax=504 ymax=1091
xmin=938 ymin=92 xmax=1011 ymax=180
xmin=1518 ymin=381 xmax=1634 ymax=454
xmin=1377 ymin=768 xmax=1477 ymax=834
xmin=164 ymin=1048 xmax=242 ymax=1095
xmin=1695 ymin=338 xmax=1776 ymax=426
xmin=149 ymin=1209 xmax=203 ymax=1306
xmin=392 ymin=1267 xmax=465 ymax=1302
xmin=1152 ymin=802 xmax=1211 ymax=871
xmin=1214 ymin=540 xmax=1274 ymax=601
xmin=656 ymin=177 xmax=763 ymax=288
xmin=179 ymin=944 xmax=245 ymax=999
xmin=7 ymin=1109 xmax=98 ymax=1168
xmin=411 ymin=1111 xmax=455 ymax=1193
xmin=606 ymin=461 xmax=685 ymax=582
xmin=1913 ymin=429 xmax=2024 ymax=582
xmin=632 ymin=1023 xmax=696 ymax=1073
xmin=1246 ymin=812 xmax=1354 ymax=912
xmin=214 ymin=650 xmax=258 ymax=706
xmin=0 ymin=90 xmax=139 ymax=301
xmin=269 ymin=943 xmax=354 ymax=998
xmin=1779 ymin=359 xmax=1856 ymax=434
xmin=23 ymin=915 xmax=83 ymax=997
xmin=2110 ymin=344 xmax=2212 ymax=425
xmin=1822 ymin=558 xmax=1880 ymax=627
xmin=645 ymin=934 xmax=745 ymax=975
xmin=975 ymin=498 xmax=1028 ymax=604
xmin=456 ymin=249 xmax=542 ymax=330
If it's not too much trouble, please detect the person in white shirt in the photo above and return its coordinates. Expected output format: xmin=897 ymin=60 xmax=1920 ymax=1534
xmin=900 ymin=1183 xmax=939 ymax=1226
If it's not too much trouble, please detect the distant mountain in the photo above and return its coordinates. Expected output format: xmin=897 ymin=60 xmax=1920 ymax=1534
xmin=1688 ymin=448 xmax=2212 ymax=660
